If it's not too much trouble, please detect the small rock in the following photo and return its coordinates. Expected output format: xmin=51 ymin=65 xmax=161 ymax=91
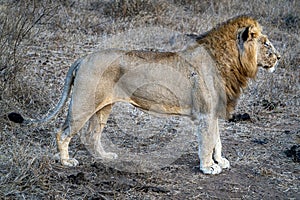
xmin=284 ymin=145 xmax=300 ymax=162
xmin=67 ymin=172 xmax=86 ymax=184
xmin=228 ymin=113 xmax=251 ymax=122
xmin=252 ymin=138 xmax=268 ymax=145
xmin=261 ymin=99 xmax=277 ymax=110
xmin=8 ymin=112 xmax=24 ymax=124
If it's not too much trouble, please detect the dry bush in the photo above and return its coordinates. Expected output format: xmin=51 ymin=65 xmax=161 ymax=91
xmin=0 ymin=0 xmax=59 ymax=75
xmin=99 ymin=0 xmax=163 ymax=19
xmin=0 ymin=0 xmax=63 ymax=119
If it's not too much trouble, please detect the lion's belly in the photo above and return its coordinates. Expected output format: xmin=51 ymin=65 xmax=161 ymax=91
xmin=112 ymin=61 xmax=195 ymax=115
xmin=127 ymin=84 xmax=193 ymax=115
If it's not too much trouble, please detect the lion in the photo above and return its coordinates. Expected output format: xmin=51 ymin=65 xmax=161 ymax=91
xmin=8 ymin=16 xmax=280 ymax=175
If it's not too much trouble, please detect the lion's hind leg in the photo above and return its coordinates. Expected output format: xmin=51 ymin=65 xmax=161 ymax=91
xmin=86 ymin=104 xmax=118 ymax=160
xmin=56 ymin=121 xmax=79 ymax=167
xmin=57 ymin=105 xmax=94 ymax=167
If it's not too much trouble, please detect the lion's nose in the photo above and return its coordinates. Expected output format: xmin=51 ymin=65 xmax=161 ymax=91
xmin=276 ymin=54 xmax=281 ymax=60
xmin=277 ymin=55 xmax=281 ymax=60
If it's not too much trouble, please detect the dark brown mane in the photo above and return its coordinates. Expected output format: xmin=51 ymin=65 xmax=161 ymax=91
xmin=196 ymin=16 xmax=262 ymax=117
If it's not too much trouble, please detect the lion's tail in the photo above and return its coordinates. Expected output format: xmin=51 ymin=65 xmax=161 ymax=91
xmin=8 ymin=58 xmax=83 ymax=125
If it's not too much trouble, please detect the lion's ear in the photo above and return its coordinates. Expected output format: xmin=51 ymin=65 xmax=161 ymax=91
xmin=240 ymin=27 xmax=250 ymax=42
xmin=239 ymin=26 xmax=259 ymax=42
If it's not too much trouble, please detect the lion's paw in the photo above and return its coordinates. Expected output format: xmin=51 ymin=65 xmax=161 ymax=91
xmin=61 ymin=158 xmax=79 ymax=167
xmin=200 ymin=163 xmax=222 ymax=175
xmin=216 ymin=157 xmax=230 ymax=169
xmin=98 ymin=152 xmax=118 ymax=160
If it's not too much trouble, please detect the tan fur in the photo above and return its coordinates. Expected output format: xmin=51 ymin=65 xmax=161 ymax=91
xmin=15 ymin=16 xmax=280 ymax=174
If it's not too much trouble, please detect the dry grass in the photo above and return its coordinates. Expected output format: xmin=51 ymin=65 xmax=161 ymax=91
xmin=0 ymin=0 xmax=299 ymax=199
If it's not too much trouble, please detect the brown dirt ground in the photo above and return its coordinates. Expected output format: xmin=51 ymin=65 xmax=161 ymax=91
xmin=1 ymin=1 xmax=299 ymax=199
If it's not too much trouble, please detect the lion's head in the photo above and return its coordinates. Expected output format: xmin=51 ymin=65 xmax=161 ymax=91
xmin=196 ymin=16 xmax=281 ymax=117
xmin=237 ymin=25 xmax=281 ymax=75
xmin=257 ymin=35 xmax=281 ymax=72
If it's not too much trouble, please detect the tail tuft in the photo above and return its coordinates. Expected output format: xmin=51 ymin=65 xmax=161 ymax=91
xmin=8 ymin=112 xmax=24 ymax=123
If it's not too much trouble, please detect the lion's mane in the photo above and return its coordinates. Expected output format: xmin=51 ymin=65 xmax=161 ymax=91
xmin=196 ymin=16 xmax=262 ymax=116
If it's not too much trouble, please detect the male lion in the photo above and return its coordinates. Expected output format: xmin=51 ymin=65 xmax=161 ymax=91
xmin=9 ymin=16 xmax=280 ymax=175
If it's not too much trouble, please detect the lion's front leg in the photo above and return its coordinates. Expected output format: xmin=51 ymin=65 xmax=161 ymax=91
xmin=213 ymin=125 xmax=230 ymax=169
xmin=195 ymin=115 xmax=223 ymax=175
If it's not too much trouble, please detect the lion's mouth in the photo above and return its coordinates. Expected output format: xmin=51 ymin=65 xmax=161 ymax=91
xmin=262 ymin=65 xmax=272 ymax=70
xmin=265 ymin=61 xmax=279 ymax=73
xmin=267 ymin=66 xmax=276 ymax=73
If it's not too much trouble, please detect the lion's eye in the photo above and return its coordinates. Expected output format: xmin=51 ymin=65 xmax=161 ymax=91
xmin=264 ymin=42 xmax=270 ymax=47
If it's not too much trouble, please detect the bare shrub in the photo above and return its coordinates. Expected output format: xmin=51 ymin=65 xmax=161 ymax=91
xmin=94 ymin=0 xmax=165 ymax=19
xmin=0 ymin=0 xmax=63 ymax=118
xmin=0 ymin=1 xmax=58 ymax=76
